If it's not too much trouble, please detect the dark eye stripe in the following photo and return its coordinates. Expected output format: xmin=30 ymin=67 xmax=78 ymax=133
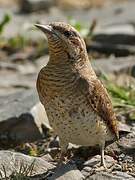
xmin=51 ymin=25 xmax=78 ymax=37
xmin=64 ymin=31 xmax=72 ymax=37
xmin=64 ymin=30 xmax=78 ymax=38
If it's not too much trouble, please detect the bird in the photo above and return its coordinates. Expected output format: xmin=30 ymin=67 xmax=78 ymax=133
xmin=35 ymin=22 xmax=119 ymax=168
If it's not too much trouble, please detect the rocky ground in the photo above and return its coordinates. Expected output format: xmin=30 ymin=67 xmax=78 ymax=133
xmin=0 ymin=0 xmax=135 ymax=179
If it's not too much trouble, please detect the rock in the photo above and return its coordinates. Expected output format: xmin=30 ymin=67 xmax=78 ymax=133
xmin=93 ymin=31 xmax=135 ymax=45
xmin=0 ymin=71 xmax=36 ymax=96
xmin=87 ymin=22 xmax=135 ymax=57
xmin=57 ymin=0 xmax=105 ymax=10
xmin=118 ymin=121 xmax=132 ymax=133
xmin=31 ymin=102 xmax=52 ymax=132
xmin=112 ymin=171 xmax=135 ymax=179
xmin=88 ymin=171 xmax=134 ymax=180
xmin=0 ymin=89 xmax=50 ymax=145
xmin=81 ymin=166 xmax=92 ymax=179
xmin=118 ymin=132 xmax=135 ymax=155
xmin=94 ymin=24 xmax=135 ymax=36
xmin=118 ymin=153 xmax=134 ymax=165
xmin=0 ymin=55 xmax=48 ymax=96
xmin=19 ymin=0 xmax=56 ymax=13
xmin=113 ymin=164 xmax=122 ymax=171
xmin=0 ymin=61 xmax=37 ymax=75
xmin=48 ymin=162 xmax=84 ymax=180
xmin=83 ymin=155 xmax=116 ymax=169
xmin=41 ymin=153 xmax=54 ymax=163
xmin=0 ymin=150 xmax=55 ymax=178
xmin=106 ymin=133 xmax=135 ymax=157
xmin=92 ymin=56 xmax=135 ymax=76
xmin=88 ymin=40 xmax=135 ymax=57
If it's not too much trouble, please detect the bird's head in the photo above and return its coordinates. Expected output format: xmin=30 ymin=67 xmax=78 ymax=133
xmin=35 ymin=22 xmax=87 ymax=63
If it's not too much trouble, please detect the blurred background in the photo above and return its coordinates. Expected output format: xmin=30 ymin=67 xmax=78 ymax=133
xmin=0 ymin=0 xmax=135 ymax=179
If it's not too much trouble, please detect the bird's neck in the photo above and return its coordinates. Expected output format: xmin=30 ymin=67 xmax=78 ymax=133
xmin=45 ymin=47 xmax=74 ymax=80
xmin=48 ymin=38 xmax=68 ymax=63
xmin=46 ymin=39 xmax=96 ymax=81
xmin=42 ymin=52 xmax=96 ymax=99
xmin=49 ymin=51 xmax=68 ymax=64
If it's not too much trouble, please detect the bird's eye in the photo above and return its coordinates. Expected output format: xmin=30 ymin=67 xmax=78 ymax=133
xmin=64 ymin=31 xmax=72 ymax=37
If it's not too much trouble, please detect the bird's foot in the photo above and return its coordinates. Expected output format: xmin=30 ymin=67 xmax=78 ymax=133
xmin=94 ymin=165 xmax=109 ymax=173
xmin=93 ymin=159 xmax=108 ymax=172
xmin=94 ymin=161 xmax=115 ymax=173
xmin=101 ymin=159 xmax=107 ymax=170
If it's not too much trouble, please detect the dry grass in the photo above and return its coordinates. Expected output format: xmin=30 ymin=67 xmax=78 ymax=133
xmin=0 ymin=160 xmax=35 ymax=180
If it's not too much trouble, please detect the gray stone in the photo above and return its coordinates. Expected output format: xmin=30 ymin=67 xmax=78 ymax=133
xmin=92 ymin=56 xmax=135 ymax=76
xmin=83 ymin=155 xmax=116 ymax=168
xmin=81 ymin=166 xmax=92 ymax=179
xmin=19 ymin=0 xmax=56 ymax=13
xmin=0 ymin=150 xmax=55 ymax=178
xmin=0 ymin=90 xmax=50 ymax=144
xmin=88 ymin=24 xmax=135 ymax=56
xmin=48 ymin=162 xmax=84 ymax=180
xmin=94 ymin=23 xmax=135 ymax=36
xmin=0 ymin=71 xmax=36 ymax=96
xmin=95 ymin=31 xmax=135 ymax=43
xmin=112 ymin=171 xmax=135 ymax=179
xmin=106 ymin=132 xmax=135 ymax=169
xmin=88 ymin=40 xmax=135 ymax=57
xmin=0 ymin=55 xmax=44 ymax=96
xmin=118 ymin=121 xmax=132 ymax=133
xmin=118 ymin=132 xmax=135 ymax=155
xmin=88 ymin=171 xmax=134 ymax=180
xmin=113 ymin=164 xmax=122 ymax=171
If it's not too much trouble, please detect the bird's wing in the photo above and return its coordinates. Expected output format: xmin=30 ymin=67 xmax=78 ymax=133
xmin=36 ymin=68 xmax=47 ymax=105
xmin=80 ymin=77 xmax=119 ymax=140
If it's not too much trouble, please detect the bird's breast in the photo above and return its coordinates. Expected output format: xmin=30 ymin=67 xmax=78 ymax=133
xmin=37 ymin=65 xmax=79 ymax=104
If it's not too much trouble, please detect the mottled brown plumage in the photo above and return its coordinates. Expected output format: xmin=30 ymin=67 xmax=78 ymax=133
xmin=35 ymin=22 xmax=119 ymax=167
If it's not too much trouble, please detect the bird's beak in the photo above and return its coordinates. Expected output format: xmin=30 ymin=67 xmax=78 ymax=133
xmin=35 ymin=24 xmax=53 ymax=35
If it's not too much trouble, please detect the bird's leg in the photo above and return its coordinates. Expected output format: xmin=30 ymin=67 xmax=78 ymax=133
xmin=94 ymin=142 xmax=107 ymax=172
xmin=100 ymin=142 xmax=107 ymax=169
